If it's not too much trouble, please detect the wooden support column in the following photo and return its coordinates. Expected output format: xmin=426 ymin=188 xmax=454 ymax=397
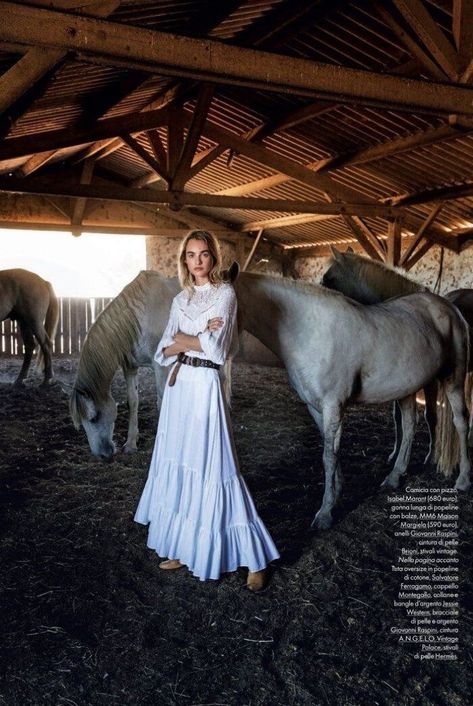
xmin=242 ymin=229 xmax=263 ymax=271
xmin=386 ymin=218 xmax=402 ymax=266
xmin=172 ymin=84 xmax=214 ymax=190
xmin=167 ymin=108 xmax=184 ymax=182
xmin=404 ymin=240 xmax=436 ymax=270
xmin=235 ymin=238 xmax=246 ymax=268
xmin=71 ymin=158 xmax=95 ymax=234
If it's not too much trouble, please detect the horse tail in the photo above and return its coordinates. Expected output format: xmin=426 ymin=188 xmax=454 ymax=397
xmin=434 ymin=309 xmax=470 ymax=476
xmin=36 ymin=281 xmax=60 ymax=371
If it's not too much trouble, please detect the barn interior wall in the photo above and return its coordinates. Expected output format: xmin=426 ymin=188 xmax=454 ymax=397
xmin=293 ymin=246 xmax=473 ymax=294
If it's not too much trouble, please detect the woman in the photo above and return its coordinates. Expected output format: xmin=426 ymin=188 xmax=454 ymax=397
xmin=134 ymin=230 xmax=279 ymax=590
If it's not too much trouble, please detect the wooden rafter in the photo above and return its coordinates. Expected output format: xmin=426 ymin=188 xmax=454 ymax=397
xmin=375 ymin=2 xmax=449 ymax=80
xmin=392 ymin=0 xmax=461 ymax=79
xmin=172 ymin=84 xmax=214 ymax=190
xmin=341 ymin=216 xmax=384 ymax=261
xmin=391 ymin=182 xmax=473 ymax=207
xmin=399 ymin=203 xmax=444 ymax=266
xmin=453 ymin=0 xmax=473 ymax=68
xmin=242 ymin=229 xmax=264 ymax=271
xmin=121 ymin=134 xmax=168 ymax=183
xmin=0 ymin=177 xmax=401 ymax=217
xmin=403 ymin=239 xmax=436 ymax=269
xmin=0 ymin=0 xmax=120 ymax=118
xmin=1 ymin=3 xmax=473 ymax=115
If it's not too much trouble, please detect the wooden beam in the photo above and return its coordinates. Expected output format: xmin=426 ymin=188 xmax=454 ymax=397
xmin=0 ymin=178 xmax=402 ymax=216
xmin=392 ymin=0 xmax=461 ymax=79
xmin=404 ymin=239 xmax=436 ymax=269
xmin=121 ymin=134 xmax=168 ymax=183
xmin=453 ymin=0 xmax=473 ymax=68
xmin=399 ymin=203 xmax=444 ymax=266
xmin=200 ymin=120 xmax=376 ymax=204
xmin=0 ymin=0 xmax=120 ymax=117
xmin=71 ymin=158 xmax=95 ymax=229
xmin=341 ymin=216 xmax=383 ymax=261
xmin=391 ymin=182 xmax=473 ymax=207
xmin=242 ymin=229 xmax=264 ymax=271
xmin=2 ymin=3 xmax=473 ymax=115
xmin=386 ymin=218 xmax=402 ymax=266
xmin=167 ymin=107 xmax=184 ymax=181
xmin=375 ymin=3 xmax=448 ymax=80
xmin=147 ymin=131 xmax=168 ymax=175
xmin=0 ymin=107 xmax=171 ymax=162
xmin=173 ymin=84 xmax=214 ymax=190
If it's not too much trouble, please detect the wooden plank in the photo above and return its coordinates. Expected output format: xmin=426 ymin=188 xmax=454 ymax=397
xmin=1 ymin=2 xmax=473 ymax=115
xmin=392 ymin=182 xmax=473 ymax=207
xmin=78 ymin=298 xmax=87 ymax=350
xmin=342 ymin=216 xmax=384 ymax=261
xmin=392 ymin=0 xmax=461 ymax=79
xmin=54 ymin=298 xmax=63 ymax=354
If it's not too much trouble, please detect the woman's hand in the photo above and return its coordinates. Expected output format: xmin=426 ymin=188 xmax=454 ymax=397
xmin=206 ymin=317 xmax=224 ymax=332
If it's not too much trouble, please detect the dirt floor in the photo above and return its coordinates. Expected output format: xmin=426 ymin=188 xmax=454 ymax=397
xmin=0 ymin=357 xmax=472 ymax=706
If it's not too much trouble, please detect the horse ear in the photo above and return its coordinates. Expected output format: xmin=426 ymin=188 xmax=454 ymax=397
xmin=330 ymin=246 xmax=344 ymax=263
xmin=228 ymin=261 xmax=240 ymax=282
xmin=346 ymin=246 xmax=354 ymax=254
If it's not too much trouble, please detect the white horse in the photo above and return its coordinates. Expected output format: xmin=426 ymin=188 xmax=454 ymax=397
xmin=233 ymin=272 xmax=470 ymax=529
xmin=70 ymin=271 xmax=180 ymax=458
xmin=70 ymin=268 xmax=470 ymax=530
xmin=322 ymin=248 xmax=473 ymax=465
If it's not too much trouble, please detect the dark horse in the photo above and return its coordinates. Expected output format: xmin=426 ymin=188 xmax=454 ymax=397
xmin=0 ymin=269 xmax=59 ymax=384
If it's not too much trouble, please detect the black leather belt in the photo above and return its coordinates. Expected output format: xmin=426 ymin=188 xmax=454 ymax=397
xmin=168 ymin=352 xmax=220 ymax=387
xmin=177 ymin=352 xmax=220 ymax=370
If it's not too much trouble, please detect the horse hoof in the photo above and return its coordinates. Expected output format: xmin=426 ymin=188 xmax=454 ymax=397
xmin=311 ymin=514 xmax=332 ymax=530
xmin=454 ymin=478 xmax=470 ymax=492
xmin=122 ymin=444 xmax=138 ymax=454
xmin=380 ymin=477 xmax=399 ymax=491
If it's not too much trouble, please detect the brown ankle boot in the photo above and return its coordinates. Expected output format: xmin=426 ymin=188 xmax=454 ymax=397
xmin=159 ymin=559 xmax=184 ymax=570
xmin=247 ymin=569 xmax=268 ymax=592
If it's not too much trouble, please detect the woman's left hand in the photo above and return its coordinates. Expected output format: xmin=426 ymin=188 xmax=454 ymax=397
xmin=174 ymin=332 xmax=190 ymax=349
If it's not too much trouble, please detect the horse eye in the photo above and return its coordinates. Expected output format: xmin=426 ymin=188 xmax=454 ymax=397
xmin=91 ymin=411 xmax=101 ymax=424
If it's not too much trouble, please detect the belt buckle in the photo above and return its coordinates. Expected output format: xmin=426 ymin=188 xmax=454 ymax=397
xmin=193 ymin=357 xmax=201 ymax=367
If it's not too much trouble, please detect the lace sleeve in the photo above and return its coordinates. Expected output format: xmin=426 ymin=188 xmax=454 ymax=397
xmin=198 ymin=285 xmax=237 ymax=365
xmin=154 ymin=297 xmax=179 ymax=367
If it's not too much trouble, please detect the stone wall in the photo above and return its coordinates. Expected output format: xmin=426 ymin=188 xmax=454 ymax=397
xmin=293 ymin=245 xmax=473 ymax=293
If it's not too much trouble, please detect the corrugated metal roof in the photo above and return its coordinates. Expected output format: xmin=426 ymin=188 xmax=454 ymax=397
xmin=0 ymin=0 xmax=472 ymax=256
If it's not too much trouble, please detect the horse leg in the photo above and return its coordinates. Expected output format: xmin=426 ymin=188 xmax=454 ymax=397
xmin=388 ymin=400 xmax=402 ymax=463
xmin=381 ymin=395 xmax=416 ymax=489
xmin=15 ymin=321 xmax=35 ymax=385
xmin=444 ymin=382 xmax=471 ymax=491
xmin=29 ymin=321 xmax=53 ymax=384
xmin=311 ymin=402 xmax=343 ymax=530
xmin=122 ymin=365 xmax=139 ymax=453
xmin=423 ymin=381 xmax=438 ymax=465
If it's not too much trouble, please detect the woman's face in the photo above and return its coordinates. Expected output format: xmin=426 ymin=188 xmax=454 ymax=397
xmin=185 ymin=238 xmax=213 ymax=284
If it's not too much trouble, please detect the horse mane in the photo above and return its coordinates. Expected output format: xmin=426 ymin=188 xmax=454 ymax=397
xmin=242 ymin=270 xmax=342 ymax=299
xmin=339 ymin=252 xmax=426 ymax=298
xmin=70 ymin=271 xmax=153 ymax=426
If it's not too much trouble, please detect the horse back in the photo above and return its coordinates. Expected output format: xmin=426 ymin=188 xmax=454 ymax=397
xmin=0 ymin=268 xmax=51 ymax=322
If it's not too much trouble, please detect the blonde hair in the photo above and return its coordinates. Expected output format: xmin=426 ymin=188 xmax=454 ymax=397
xmin=178 ymin=230 xmax=223 ymax=293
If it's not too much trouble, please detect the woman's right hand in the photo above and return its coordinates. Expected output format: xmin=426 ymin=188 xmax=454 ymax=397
xmin=206 ymin=317 xmax=224 ymax=332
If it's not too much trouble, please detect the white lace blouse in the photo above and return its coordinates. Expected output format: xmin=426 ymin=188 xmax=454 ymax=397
xmin=154 ymin=281 xmax=237 ymax=367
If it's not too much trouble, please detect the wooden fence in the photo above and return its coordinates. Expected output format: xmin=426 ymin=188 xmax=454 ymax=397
xmin=0 ymin=297 xmax=113 ymax=357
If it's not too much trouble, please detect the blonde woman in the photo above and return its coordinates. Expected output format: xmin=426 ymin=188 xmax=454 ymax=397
xmin=134 ymin=231 xmax=279 ymax=591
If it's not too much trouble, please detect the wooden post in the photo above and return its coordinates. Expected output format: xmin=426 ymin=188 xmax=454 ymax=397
xmin=386 ymin=218 xmax=402 ymax=267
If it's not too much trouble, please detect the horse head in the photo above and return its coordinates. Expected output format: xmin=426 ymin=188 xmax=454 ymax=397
xmin=69 ymin=387 xmax=117 ymax=460
xmin=322 ymin=246 xmax=353 ymax=293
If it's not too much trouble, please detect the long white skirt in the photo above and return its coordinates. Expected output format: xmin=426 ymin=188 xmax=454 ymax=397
xmin=134 ymin=363 xmax=280 ymax=581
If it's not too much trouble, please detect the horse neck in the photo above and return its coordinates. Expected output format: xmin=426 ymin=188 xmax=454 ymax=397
xmin=236 ymin=275 xmax=316 ymax=357
xmin=352 ymin=262 xmax=424 ymax=303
